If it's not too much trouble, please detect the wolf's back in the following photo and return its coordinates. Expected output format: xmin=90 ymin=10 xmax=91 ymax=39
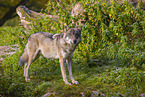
xmin=19 ymin=48 xmax=28 ymax=66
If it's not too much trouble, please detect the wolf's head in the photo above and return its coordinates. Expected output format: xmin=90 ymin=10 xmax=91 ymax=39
xmin=63 ymin=25 xmax=82 ymax=45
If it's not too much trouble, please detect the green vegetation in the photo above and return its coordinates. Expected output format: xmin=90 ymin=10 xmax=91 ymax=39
xmin=0 ymin=26 xmax=23 ymax=46
xmin=0 ymin=0 xmax=145 ymax=96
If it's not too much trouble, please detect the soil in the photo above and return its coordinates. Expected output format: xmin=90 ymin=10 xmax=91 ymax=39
xmin=0 ymin=44 xmax=19 ymax=63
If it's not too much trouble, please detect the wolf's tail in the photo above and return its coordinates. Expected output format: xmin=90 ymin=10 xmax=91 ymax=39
xmin=19 ymin=48 xmax=28 ymax=66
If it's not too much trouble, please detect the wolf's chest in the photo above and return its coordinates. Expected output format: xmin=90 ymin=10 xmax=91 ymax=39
xmin=61 ymin=50 xmax=74 ymax=59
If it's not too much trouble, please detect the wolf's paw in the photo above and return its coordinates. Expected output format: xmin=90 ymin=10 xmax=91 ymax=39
xmin=72 ymin=80 xmax=79 ymax=84
xmin=25 ymin=78 xmax=31 ymax=82
xmin=67 ymin=82 xmax=72 ymax=85
xmin=65 ymin=81 xmax=72 ymax=85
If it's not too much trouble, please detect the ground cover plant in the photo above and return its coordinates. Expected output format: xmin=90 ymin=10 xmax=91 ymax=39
xmin=0 ymin=0 xmax=145 ymax=96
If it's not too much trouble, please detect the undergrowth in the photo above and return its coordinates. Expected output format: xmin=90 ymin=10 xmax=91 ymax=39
xmin=0 ymin=0 xmax=145 ymax=96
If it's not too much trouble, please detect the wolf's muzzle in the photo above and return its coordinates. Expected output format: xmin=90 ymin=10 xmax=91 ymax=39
xmin=73 ymin=40 xmax=77 ymax=44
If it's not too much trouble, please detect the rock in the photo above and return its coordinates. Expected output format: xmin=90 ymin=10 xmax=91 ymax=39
xmin=41 ymin=92 xmax=54 ymax=97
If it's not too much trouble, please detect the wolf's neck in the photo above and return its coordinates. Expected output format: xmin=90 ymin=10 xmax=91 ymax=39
xmin=59 ymin=39 xmax=76 ymax=54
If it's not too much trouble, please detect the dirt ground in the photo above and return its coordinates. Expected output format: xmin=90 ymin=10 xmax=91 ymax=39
xmin=0 ymin=44 xmax=19 ymax=63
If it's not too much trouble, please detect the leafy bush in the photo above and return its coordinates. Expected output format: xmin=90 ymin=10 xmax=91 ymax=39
xmin=29 ymin=0 xmax=144 ymax=68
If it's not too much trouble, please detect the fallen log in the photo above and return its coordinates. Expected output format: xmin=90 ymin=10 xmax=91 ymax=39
xmin=16 ymin=5 xmax=59 ymax=31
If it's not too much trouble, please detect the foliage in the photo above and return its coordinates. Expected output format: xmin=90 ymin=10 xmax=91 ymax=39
xmin=0 ymin=0 xmax=145 ymax=96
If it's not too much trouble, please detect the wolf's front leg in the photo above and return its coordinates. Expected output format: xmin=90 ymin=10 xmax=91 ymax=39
xmin=66 ymin=57 xmax=79 ymax=84
xmin=59 ymin=58 xmax=71 ymax=85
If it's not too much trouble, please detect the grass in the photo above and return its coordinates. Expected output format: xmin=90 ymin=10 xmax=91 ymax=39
xmin=0 ymin=49 xmax=144 ymax=96
xmin=0 ymin=26 xmax=23 ymax=46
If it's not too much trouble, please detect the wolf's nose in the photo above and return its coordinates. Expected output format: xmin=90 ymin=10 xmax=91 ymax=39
xmin=73 ymin=40 xmax=77 ymax=44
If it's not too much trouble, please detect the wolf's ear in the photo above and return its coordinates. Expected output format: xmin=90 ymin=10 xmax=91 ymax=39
xmin=78 ymin=27 xmax=82 ymax=32
xmin=64 ymin=25 xmax=69 ymax=32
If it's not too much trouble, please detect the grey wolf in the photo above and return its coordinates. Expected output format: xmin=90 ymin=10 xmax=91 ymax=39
xmin=19 ymin=25 xmax=82 ymax=85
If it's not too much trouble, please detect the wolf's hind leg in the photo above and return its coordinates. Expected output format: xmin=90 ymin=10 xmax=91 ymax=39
xmin=24 ymin=62 xmax=27 ymax=76
xmin=25 ymin=55 xmax=33 ymax=82
xmin=24 ymin=47 xmax=40 ymax=82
